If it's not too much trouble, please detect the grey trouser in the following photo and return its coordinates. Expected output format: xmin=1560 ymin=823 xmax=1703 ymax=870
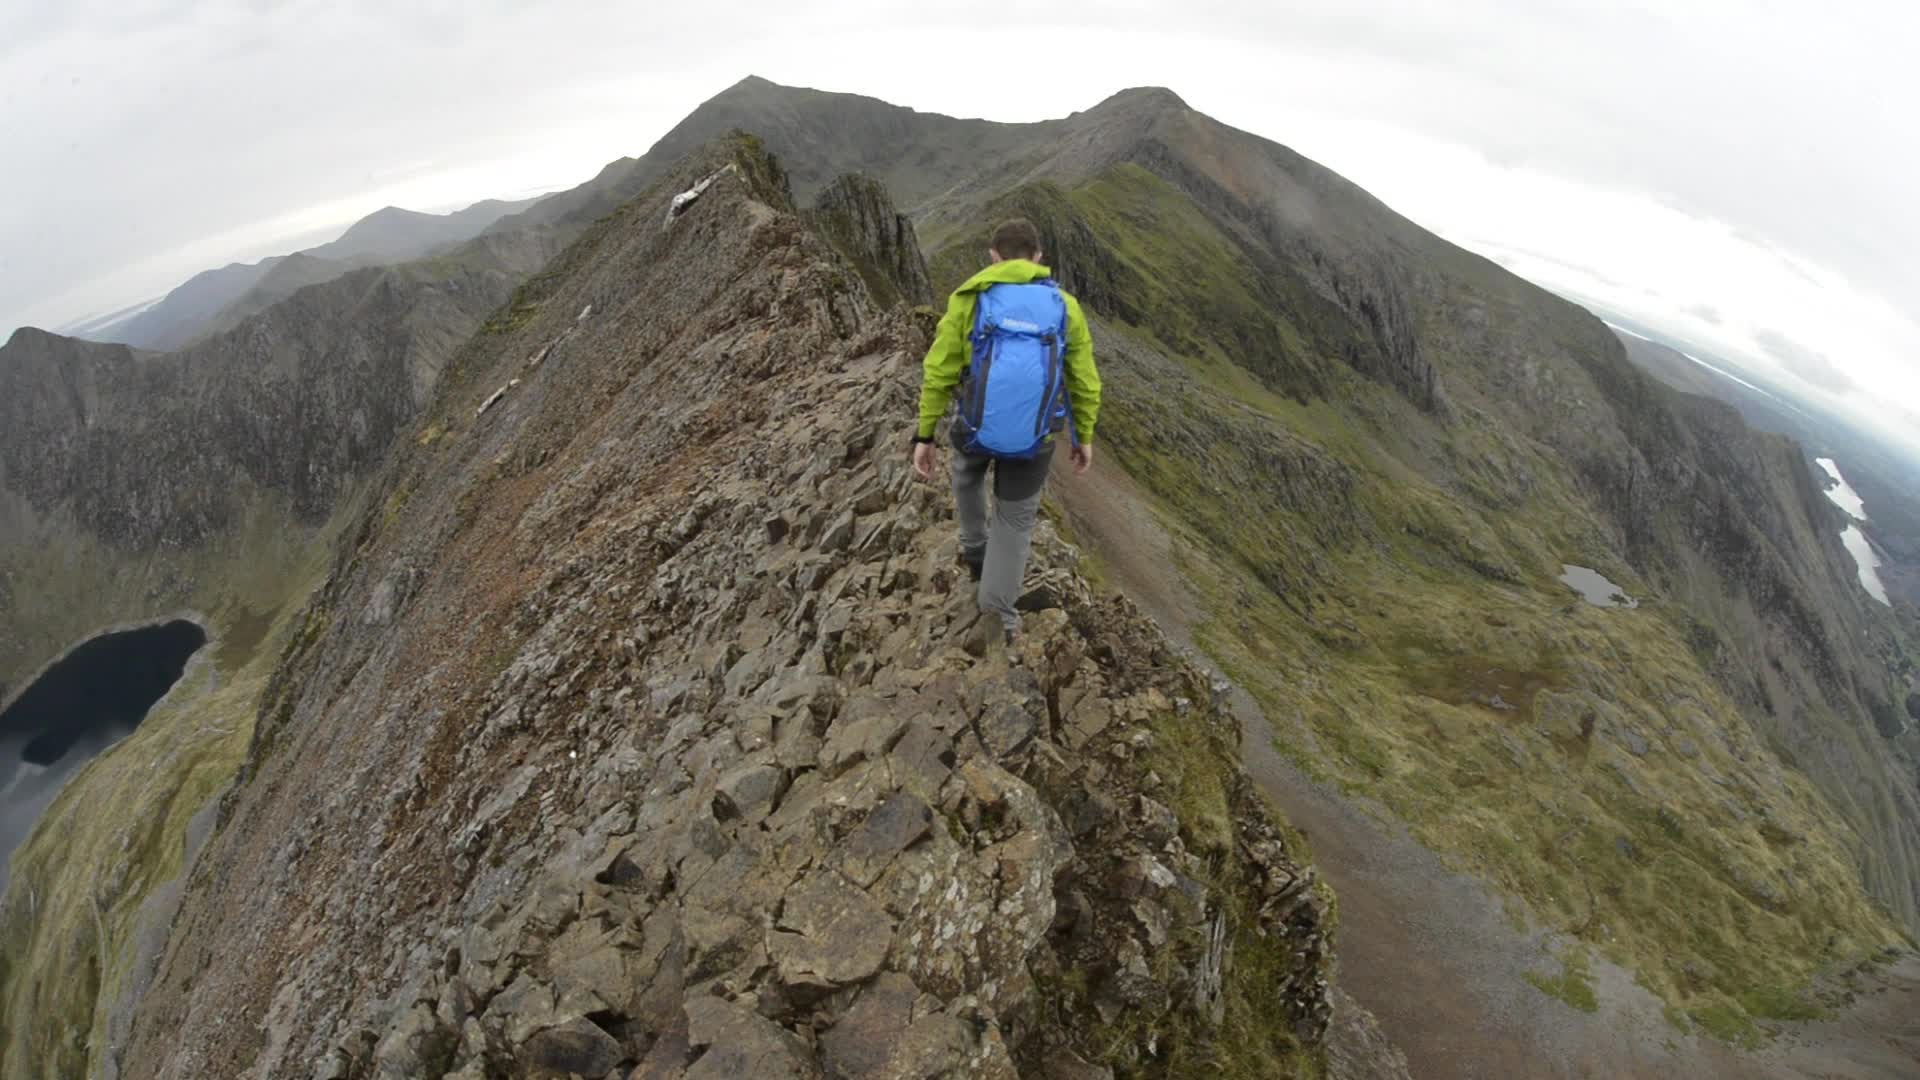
xmin=951 ymin=443 xmax=1054 ymax=633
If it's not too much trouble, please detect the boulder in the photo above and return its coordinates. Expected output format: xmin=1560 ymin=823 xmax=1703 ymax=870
xmin=770 ymin=870 xmax=895 ymax=990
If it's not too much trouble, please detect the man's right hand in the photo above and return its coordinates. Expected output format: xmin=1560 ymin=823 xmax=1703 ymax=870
xmin=1071 ymin=442 xmax=1094 ymax=475
xmin=912 ymin=441 xmax=937 ymax=482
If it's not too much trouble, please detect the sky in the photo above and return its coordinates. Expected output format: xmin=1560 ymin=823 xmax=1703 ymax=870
xmin=4 ymin=0 xmax=1917 ymax=457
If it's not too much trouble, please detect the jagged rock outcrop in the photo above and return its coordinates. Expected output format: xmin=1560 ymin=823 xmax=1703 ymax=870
xmin=808 ymin=174 xmax=934 ymax=310
xmin=115 ymin=139 xmax=1331 ymax=1078
xmin=616 ymin=82 xmax=1920 ymax=1039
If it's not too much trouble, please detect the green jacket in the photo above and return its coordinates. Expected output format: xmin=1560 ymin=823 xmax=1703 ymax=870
xmin=916 ymin=259 xmax=1100 ymax=444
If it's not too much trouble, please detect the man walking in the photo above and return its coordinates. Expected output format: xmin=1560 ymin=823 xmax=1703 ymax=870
xmin=910 ymin=218 xmax=1101 ymax=645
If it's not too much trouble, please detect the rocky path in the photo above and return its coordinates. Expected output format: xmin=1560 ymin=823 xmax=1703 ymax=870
xmin=1050 ymin=460 xmax=1920 ymax=1080
xmin=113 ymin=151 xmax=1338 ymax=1078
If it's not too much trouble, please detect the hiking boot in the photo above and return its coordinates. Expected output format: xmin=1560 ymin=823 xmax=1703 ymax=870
xmin=957 ymin=549 xmax=984 ymax=582
xmin=995 ymin=622 xmax=1028 ymax=666
xmin=961 ymin=618 xmax=1019 ymax=662
xmin=961 ymin=616 xmax=997 ymax=658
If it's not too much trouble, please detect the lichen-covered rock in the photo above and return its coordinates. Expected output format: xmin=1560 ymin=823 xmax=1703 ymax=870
xmin=111 ymin=137 xmax=1331 ymax=1078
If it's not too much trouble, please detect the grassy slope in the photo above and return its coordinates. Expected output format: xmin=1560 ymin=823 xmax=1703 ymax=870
xmin=0 ymin=510 xmax=335 ymax=1078
xmin=934 ymin=163 xmax=1909 ymax=1045
xmin=0 ymin=487 xmax=323 ymax=687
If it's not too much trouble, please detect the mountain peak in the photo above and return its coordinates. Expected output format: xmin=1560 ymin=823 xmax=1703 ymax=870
xmin=344 ymin=205 xmax=427 ymax=229
xmin=1090 ymin=85 xmax=1190 ymax=113
xmin=713 ymin=74 xmax=791 ymax=103
xmin=4 ymin=325 xmax=50 ymax=349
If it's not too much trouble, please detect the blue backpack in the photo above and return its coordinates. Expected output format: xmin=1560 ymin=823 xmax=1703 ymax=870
xmin=952 ymin=281 xmax=1071 ymax=459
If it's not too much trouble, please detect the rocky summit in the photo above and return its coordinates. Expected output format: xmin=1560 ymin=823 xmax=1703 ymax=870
xmin=109 ymin=140 xmax=1331 ymax=1078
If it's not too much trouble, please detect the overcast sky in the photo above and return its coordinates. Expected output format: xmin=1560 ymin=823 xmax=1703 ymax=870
xmin=4 ymin=0 xmax=1917 ymax=457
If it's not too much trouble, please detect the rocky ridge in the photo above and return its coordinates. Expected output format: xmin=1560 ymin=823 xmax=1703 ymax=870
xmin=654 ymin=81 xmax=1447 ymax=417
xmin=10 ymin=75 xmax=1909 ymax=1076
xmin=114 ymin=140 xmax=1332 ymax=1078
xmin=664 ymin=79 xmax=1920 ymax=941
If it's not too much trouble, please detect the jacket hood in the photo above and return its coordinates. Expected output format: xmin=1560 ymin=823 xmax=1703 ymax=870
xmin=955 ymin=258 xmax=1054 ymax=294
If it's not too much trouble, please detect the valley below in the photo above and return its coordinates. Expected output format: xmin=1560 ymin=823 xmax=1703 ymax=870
xmin=0 ymin=619 xmax=207 ymax=889
xmin=1055 ymin=455 xmax=1920 ymax=1077
xmin=1067 ymin=438 xmax=1920 ymax=1076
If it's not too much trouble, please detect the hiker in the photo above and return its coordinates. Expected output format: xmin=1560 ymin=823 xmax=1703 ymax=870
xmin=911 ymin=218 xmax=1101 ymax=646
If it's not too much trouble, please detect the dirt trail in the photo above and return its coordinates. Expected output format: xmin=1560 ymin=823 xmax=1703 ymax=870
xmin=1048 ymin=462 xmax=1920 ymax=1080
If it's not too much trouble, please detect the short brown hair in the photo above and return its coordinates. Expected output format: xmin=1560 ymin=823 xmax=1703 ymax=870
xmin=990 ymin=218 xmax=1042 ymax=260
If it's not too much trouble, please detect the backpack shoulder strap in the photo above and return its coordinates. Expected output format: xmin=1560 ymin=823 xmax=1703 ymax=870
xmin=1047 ymin=281 xmax=1067 ymax=333
xmin=971 ymin=283 xmax=997 ymax=338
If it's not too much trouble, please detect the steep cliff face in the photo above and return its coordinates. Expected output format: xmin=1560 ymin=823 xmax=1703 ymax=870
xmin=1408 ymin=251 xmax=1920 ymax=925
xmin=115 ymin=141 xmax=1332 ymax=1078
xmin=2 ymin=249 xmax=553 ymax=550
xmin=807 ymin=173 xmax=934 ymax=310
xmin=0 ymin=228 xmax=564 ymax=678
xmin=1615 ymin=325 xmax=1920 ymax=612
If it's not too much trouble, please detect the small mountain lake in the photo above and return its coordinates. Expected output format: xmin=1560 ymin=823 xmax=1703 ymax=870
xmin=0 ymin=619 xmax=206 ymax=888
xmin=1815 ymin=457 xmax=1868 ymax=521
xmin=1559 ymin=564 xmax=1637 ymax=608
xmin=1813 ymin=459 xmax=1891 ymax=607
xmin=1840 ymin=525 xmax=1892 ymax=607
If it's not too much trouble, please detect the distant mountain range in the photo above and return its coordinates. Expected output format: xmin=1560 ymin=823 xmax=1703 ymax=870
xmin=67 ymin=195 xmax=547 ymax=352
